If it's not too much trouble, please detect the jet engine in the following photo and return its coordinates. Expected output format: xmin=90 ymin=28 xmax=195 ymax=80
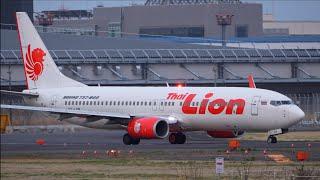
xmin=127 ymin=117 xmax=169 ymax=139
xmin=207 ymin=130 xmax=244 ymax=138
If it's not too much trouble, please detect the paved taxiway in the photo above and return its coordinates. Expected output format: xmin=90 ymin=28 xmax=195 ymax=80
xmin=1 ymin=129 xmax=319 ymax=161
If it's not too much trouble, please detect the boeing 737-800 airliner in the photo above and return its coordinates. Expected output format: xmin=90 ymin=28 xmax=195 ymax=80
xmin=0 ymin=12 xmax=305 ymax=145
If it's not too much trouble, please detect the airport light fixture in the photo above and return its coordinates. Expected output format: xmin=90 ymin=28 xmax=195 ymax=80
xmin=216 ymin=14 xmax=234 ymax=47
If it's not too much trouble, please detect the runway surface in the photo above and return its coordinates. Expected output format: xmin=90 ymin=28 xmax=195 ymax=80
xmin=1 ymin=129 xmax=320 ymax=161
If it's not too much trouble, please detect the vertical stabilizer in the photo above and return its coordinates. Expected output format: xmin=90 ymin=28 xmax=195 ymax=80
xmin=16 ymin=12 xmax=86 ymax=89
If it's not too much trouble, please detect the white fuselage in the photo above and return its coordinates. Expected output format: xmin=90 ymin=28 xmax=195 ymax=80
xmin=24 ymin=86 xmax=304 ymax=132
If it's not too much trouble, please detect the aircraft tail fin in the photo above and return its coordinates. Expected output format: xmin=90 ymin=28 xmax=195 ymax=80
xmin=16 ymin=12 xmax=86 ymax=89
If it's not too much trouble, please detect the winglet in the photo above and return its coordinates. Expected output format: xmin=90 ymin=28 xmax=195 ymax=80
xmin=248 ymin=74 xmax=256 ymax=88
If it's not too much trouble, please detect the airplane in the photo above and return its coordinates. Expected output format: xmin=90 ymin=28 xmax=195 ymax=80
xmin=0 ymin=12 xmax=305 ymax=145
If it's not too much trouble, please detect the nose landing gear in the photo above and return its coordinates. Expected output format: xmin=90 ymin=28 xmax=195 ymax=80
xmin=169 ymin=132 xmax=186 ymax=144
xmin=267 ymin=135 xmax=277 ymax=143
xmin=266 ymin=128 xmax=288 ymax=144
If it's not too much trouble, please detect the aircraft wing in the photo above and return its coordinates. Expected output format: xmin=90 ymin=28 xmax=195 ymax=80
xmin=0 ymin=90 xmax=39 ymax=98
xmin=0 ymin=104 xmax=131 ymax=119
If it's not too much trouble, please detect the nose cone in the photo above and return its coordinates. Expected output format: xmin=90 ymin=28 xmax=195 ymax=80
xmin=290 ymin=106 xmax=305 ymax=125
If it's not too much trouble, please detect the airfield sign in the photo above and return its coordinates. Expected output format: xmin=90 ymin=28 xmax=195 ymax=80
xmin=215 ymin=157 xmax=224 ymax=174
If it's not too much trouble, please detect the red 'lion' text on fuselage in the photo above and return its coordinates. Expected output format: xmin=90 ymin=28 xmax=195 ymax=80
xmin=167 ymin=93 xmax=246 ymax=115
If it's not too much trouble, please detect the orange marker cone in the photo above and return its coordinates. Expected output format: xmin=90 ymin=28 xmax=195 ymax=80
xmin=36 ymin=139 xmax=45 ymax=145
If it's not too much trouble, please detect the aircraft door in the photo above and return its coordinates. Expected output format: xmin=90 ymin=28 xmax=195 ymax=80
xmin=251 ymin=96 xmax=260 ymax=116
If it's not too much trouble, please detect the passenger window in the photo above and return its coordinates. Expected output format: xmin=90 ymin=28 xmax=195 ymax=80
xmin=94 ymin=101 xmax=96 ymax=105
xmin=101 ymin=101 xmax=104 ymax=105
xmin=133 ymin=101 xmax=135 ymax=106
xmin=86 ymin=101 xmax=89 ymax=105
xmin=172 ymin=102 xmax=175 ymax=106
xmin=105 ymin=101 xmax=108 ymax=105
xmin=90 ymin=101 xmax=92 ymax=105
xmin=125 ymin=101 xmax=128 ymax=106
xmin=129 ymin=101 xmax=132 ymax=106
xmin=141 ymin=101 xmax=143 ymax=106
xmin=68 ymin=101 xmax=71 ymax=105
xmin=164 ymin=102 xmax=167 ymax=106
xmin=137 ymin=102 xmax=139 ymax=106
xmin=97 ymin=101 xmax=100 ymax=105
xmin=149 ymin=102 xmax=152 ymax=106
xmin=65 ymin=101 xmax=67 ymax=105
xmin=180 ymin=102 xmax=182 ymax=106
xmin=114 ymin=101 xmax=116 ymax=106
xmin=161 ymin=102 xmax=163 ymax=106
xmin=154 ymin=102 xmax=156 ymax=106
xmin=145 ymin=102 xmax=147 ymax=106
xmin=122 ymin=101 xmax=124 ymax=106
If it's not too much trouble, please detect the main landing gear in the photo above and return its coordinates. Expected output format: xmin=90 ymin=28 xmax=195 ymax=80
xmin=169 ymin=132 xmax=186 ymax=144
xmin=123 ymin=133 xmax=140 ymax=145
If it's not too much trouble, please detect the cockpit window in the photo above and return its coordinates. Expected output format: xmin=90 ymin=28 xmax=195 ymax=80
xmin=270 ymin=100 xmax=293 ymax=106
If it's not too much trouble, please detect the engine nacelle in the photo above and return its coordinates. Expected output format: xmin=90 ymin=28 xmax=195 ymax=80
xmin=207 ymin=130 xmax=244 ymax=138
xmin=127 ymin=117 xmax=169 ymax=139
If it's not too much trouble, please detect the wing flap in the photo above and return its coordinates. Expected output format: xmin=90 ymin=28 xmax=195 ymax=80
xmin=0 ymin=104 xmax=130 ymax=119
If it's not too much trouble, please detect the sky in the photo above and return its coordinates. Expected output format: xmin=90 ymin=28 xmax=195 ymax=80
xmin=34 ymin=0 xmax=320 ymax=21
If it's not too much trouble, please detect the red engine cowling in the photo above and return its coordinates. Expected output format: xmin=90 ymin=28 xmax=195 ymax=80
xmin=127 ymin=117 xmax=169 ymax=139
xmin=207 ymin=130 xmax=244 ymax=138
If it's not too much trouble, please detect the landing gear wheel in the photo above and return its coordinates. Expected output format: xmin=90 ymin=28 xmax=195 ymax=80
xmin=123 ymin=133 xmax=132 ymax=145
xmin=169 ymin=133 xmax=186 ymax=144
xmin=131 ymin=138 xmax=140 ymax=145
xmin=267 ymin=136 xmax=277 ymax=144
xmin=176 ymin=132 xmax=186 ymax=144
xmin=169 ymin=133 xmax=177 ymax=144
xmin=123 ymin=133 xmax=140 ymax=145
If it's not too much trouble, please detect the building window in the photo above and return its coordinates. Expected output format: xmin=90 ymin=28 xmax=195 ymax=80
xmin=139 ymin=26 xmax=204 ymax=37
xmin=108 ymin=22 xmax=121 ymax=37
xmin=236 ymin=25 xmax=248 ymax=37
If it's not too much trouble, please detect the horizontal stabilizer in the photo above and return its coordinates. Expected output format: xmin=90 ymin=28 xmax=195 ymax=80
xmin=0 ymin=90 xmax=39 ymax=98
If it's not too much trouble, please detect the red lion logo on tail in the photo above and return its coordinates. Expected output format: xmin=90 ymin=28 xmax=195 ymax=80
xmin=25 ymin=44 xmax=46 ymax=81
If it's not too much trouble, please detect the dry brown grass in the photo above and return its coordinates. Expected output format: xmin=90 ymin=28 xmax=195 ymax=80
xmin=1 ymin=158 xmax=319 ymax=180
